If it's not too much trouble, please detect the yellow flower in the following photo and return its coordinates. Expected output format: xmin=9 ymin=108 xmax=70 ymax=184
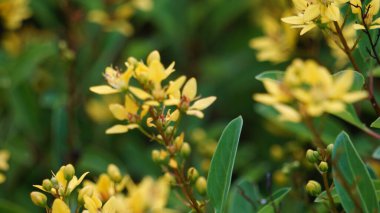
xmin=0 ymin=0 xmax=31 ymax=30
xmin=352 ymin=0 xmax=380 ymax=30
xmin=90 ymin=66 xmax=133 ymax=95
xmin=254 ymin=59 xmax=368 ymax=122
xmin=282 ymin=0 xmax=349 ymax=35
xmin=83 ymin=194 xmax=103 ymax=213
xmin=88 ymin=3 xmax=135 ymax=36
xmin=165 ymin=78 xmax=216 ymax=118
xmin=124 ymin=176 xmax=170 ymax=212
xmin=33 ymin=164 xmax=89 ymax=197
xmin=250 ymin=13 xmax=297 ymax=63
xmin=51 ymin=199 xmax=70 ymax=213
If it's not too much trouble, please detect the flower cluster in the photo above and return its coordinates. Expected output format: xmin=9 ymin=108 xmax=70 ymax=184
xmin=90 ymin=50 xmax=215 ymax=212
xmin=254 ymin=59 xmax=368 ymax=122
xmin=31 ymin=164 xmax=172 ymax=213
xmin=282 ymin=0 xmax=349 ymax=35
xmin=87 ymin=0 xmax=153 ymax=36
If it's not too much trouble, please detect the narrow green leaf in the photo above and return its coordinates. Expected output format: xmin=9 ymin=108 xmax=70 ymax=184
xmin=316 ymin=180 xmax=380 ymax=203
xmin=207 ymin=116 xmax=243 ymax=213
xmin=370 ymin=117 xmax=380 ymax=128
xmin=257 ymin=188 xmax=291 ymax=213
xmin=332 ymin=104 xmax=366 ymax=130
xmin=333 ymin=71 xmax=365 ymax=91
xmin=332 ymin=132 xmax=379 ymax=213
xmin=255 ymin=71 xmax=284 ymax=82
xmin=228 ymin=180 xmax=262 ymax=213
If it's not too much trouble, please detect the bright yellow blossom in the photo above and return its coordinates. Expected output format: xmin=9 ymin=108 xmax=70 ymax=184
xmin=254 ymin=59 xmax=368 ymax=122
xmin=165 ymin=78 xmax=217 ymax=118
xmin=51 ymin=199 xmax=70 ymax=213
xmin=250 ymin=13 xmax=297 ymax=63
xmin=33 ymin=164 xmax=89 ymax=197
xmin=352 ymin=0 xmax=380 ymax=30
xmin=282 ymin=0 xmax=349 ymax=35
xmin=90 ymin=66 xmax=133 ymax=95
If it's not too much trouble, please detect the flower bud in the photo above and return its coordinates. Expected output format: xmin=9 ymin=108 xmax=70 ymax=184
xmin=196 ymin=176 xmax=207 ymax=195
xmin=51 ymin=177 xmax=59 ymax=188
xmin=107 ymin=164 xmax=122 ymax=182
xmin=169 ymin=158 xmax=178 ymax=169
xmin=42 ymin=179 xmax=52 ymax=191
xmin=327 ymin=144 xmax=334 ymax=155
xmin=319 ymin=161 xmax=328 ymax=173
xmin=306 ymin=149 xmax=318 ymax=163
xmin=180 ymin=143 xmax=191 ymax=157
xmin=165 ymin=126 xmax=174 ymax=137
xmin=64 ymin=164 xmax=75 ymax=181
xmin=305 ymin=180 xmax=321 ymax=196
xmin=30 ymin=191 xmax=47 ymax=207
xmin=187 ymin=167 xmax=199 ymax=183
xmin=313 ymin=151 xmax=320 ymax=161
xmin=152 ymin=150 xmax=161 ymax=163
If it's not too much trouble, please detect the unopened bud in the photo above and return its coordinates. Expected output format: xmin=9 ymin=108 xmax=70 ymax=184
xmin=187 ymin=167 xmax=199 ymax=183
xmin=165 ymin=126 xmax=174 ymax=138
xmin=181 ymin=143 xmax=191 ymax=157
xmin=107 ymin=164 xmax=122 ymax=182
xmin=152 ymin=150 xmax=161 ymax=163
xmin=327 ymin=144 xmax=334 ymax=155
xmin=305 ymin=180 xmax=321 ymax=196
xmin=196 ymin=176 xmax=207 ymax=195
xmin=319 ymin=161 xmax=328 ymax=173
xmin=64 ymin=164 xmax=75 ymax=181
xmin=30 ymin=191 xmax=47 ymax=207
xmin=42 ymin=179 xmax=52 ymax=191
xmin=51 ymin=177 xmax=58 ymax=188
xmin=306 ymin=149 xmax=318 ymax=163
xmin=313 ymin=151 xmax=320 ymax=161
xmin=169 ymin=158 xmax=178 ymax=169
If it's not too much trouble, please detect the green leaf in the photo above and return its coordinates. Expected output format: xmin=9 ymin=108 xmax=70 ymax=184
xmin=255 ymin=71 xmax=284 ymax=82
xmin=332 ymin=132 xmax=379 ymax=213
xmin=316 ymin=180 xmax=380 ymax=203
xmin=257 ymin=188 xmax=291 ymax=213
xmin=207 ymin=116 xmax=243 ymax=213
xmin=370 ymin=117 xmax=380 ymax=128
xmin=332 ymin=104 xmax=366 ymax=130
xmin=228 ymin=179 xmax=262 ymax=213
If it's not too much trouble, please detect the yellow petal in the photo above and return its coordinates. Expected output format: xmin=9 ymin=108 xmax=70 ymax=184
xmin=353 ymin=24 xmax=365 ymax=30
xmin=281 ymin=16 xmax=305 ymax=25
xmin=325 ymin=4 xmax=340 ymax=21
xmin=105 ymin=124 xmax=139 ymax=134
xmin=90 ymin=85 xmax=119 ymax=94
xmin=125 ymin=95 xmax=139 ymax=114
xmin=292 ymin=0 xmax=308 ymax=11
xmin=164 ymin=62 xmax=176 ymax=78
xmin=324 ymin=101 xmax=345 ymax=113
xmin=186 ymin=110 xmax=204 ymax=118
xmin=148 ymin=60 xmax=166 ymax=84
xmin=52 ymin=199 xmax=70 ymax=213
xmin=304 ymin=4 xmax=320 ymax=22
xmin=300 ymin=23 xmax=316 ymax=35
xmin=102 ymin=196 xmax=117 ymax=213
xmin=253 ymin=94 xmax=279 ymax=105
xmin=147 ymin=50 xmax=160 ymax=65
xmin=109 ymin=104 xmax=126 ymax=120
xmin=342 ymin=91 xmax=368 ymax=102
xmin=350 ymin=0 xmax=362 ymax=14
xmin=169 ymin=109 xmax=180 ymax=121
xmin=273 ymin=104 xmax=301 ymax=122
xmin=183 ymin=78 xmax=197 ymax=100
xmin=306 ymin=103 xmax=325 ymax=117
xmin=190 ymin=96 xmax=216 ymax=110
xmin=166 ymin=76 xmax=186 ymax=95
xmin=84 ymin=195 xmax=102 ymax=213
xmin=129 ymin=86 xmax=152 ymax=100
xmin=332 ymin=70 xmax=354 ymax=98
xmin=164 ymin=98 xmax=180 ymax=106
xmin=147 ymin=117 xmax=156 ymax=127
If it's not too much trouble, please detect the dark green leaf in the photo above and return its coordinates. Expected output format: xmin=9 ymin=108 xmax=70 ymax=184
xmin=332 ymin=132 xmax=379 ymax=213
xmin=370 ymin=117 xmax=380 ymax=128
xmin=207 ymin=116 xmax=243 ymax=213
